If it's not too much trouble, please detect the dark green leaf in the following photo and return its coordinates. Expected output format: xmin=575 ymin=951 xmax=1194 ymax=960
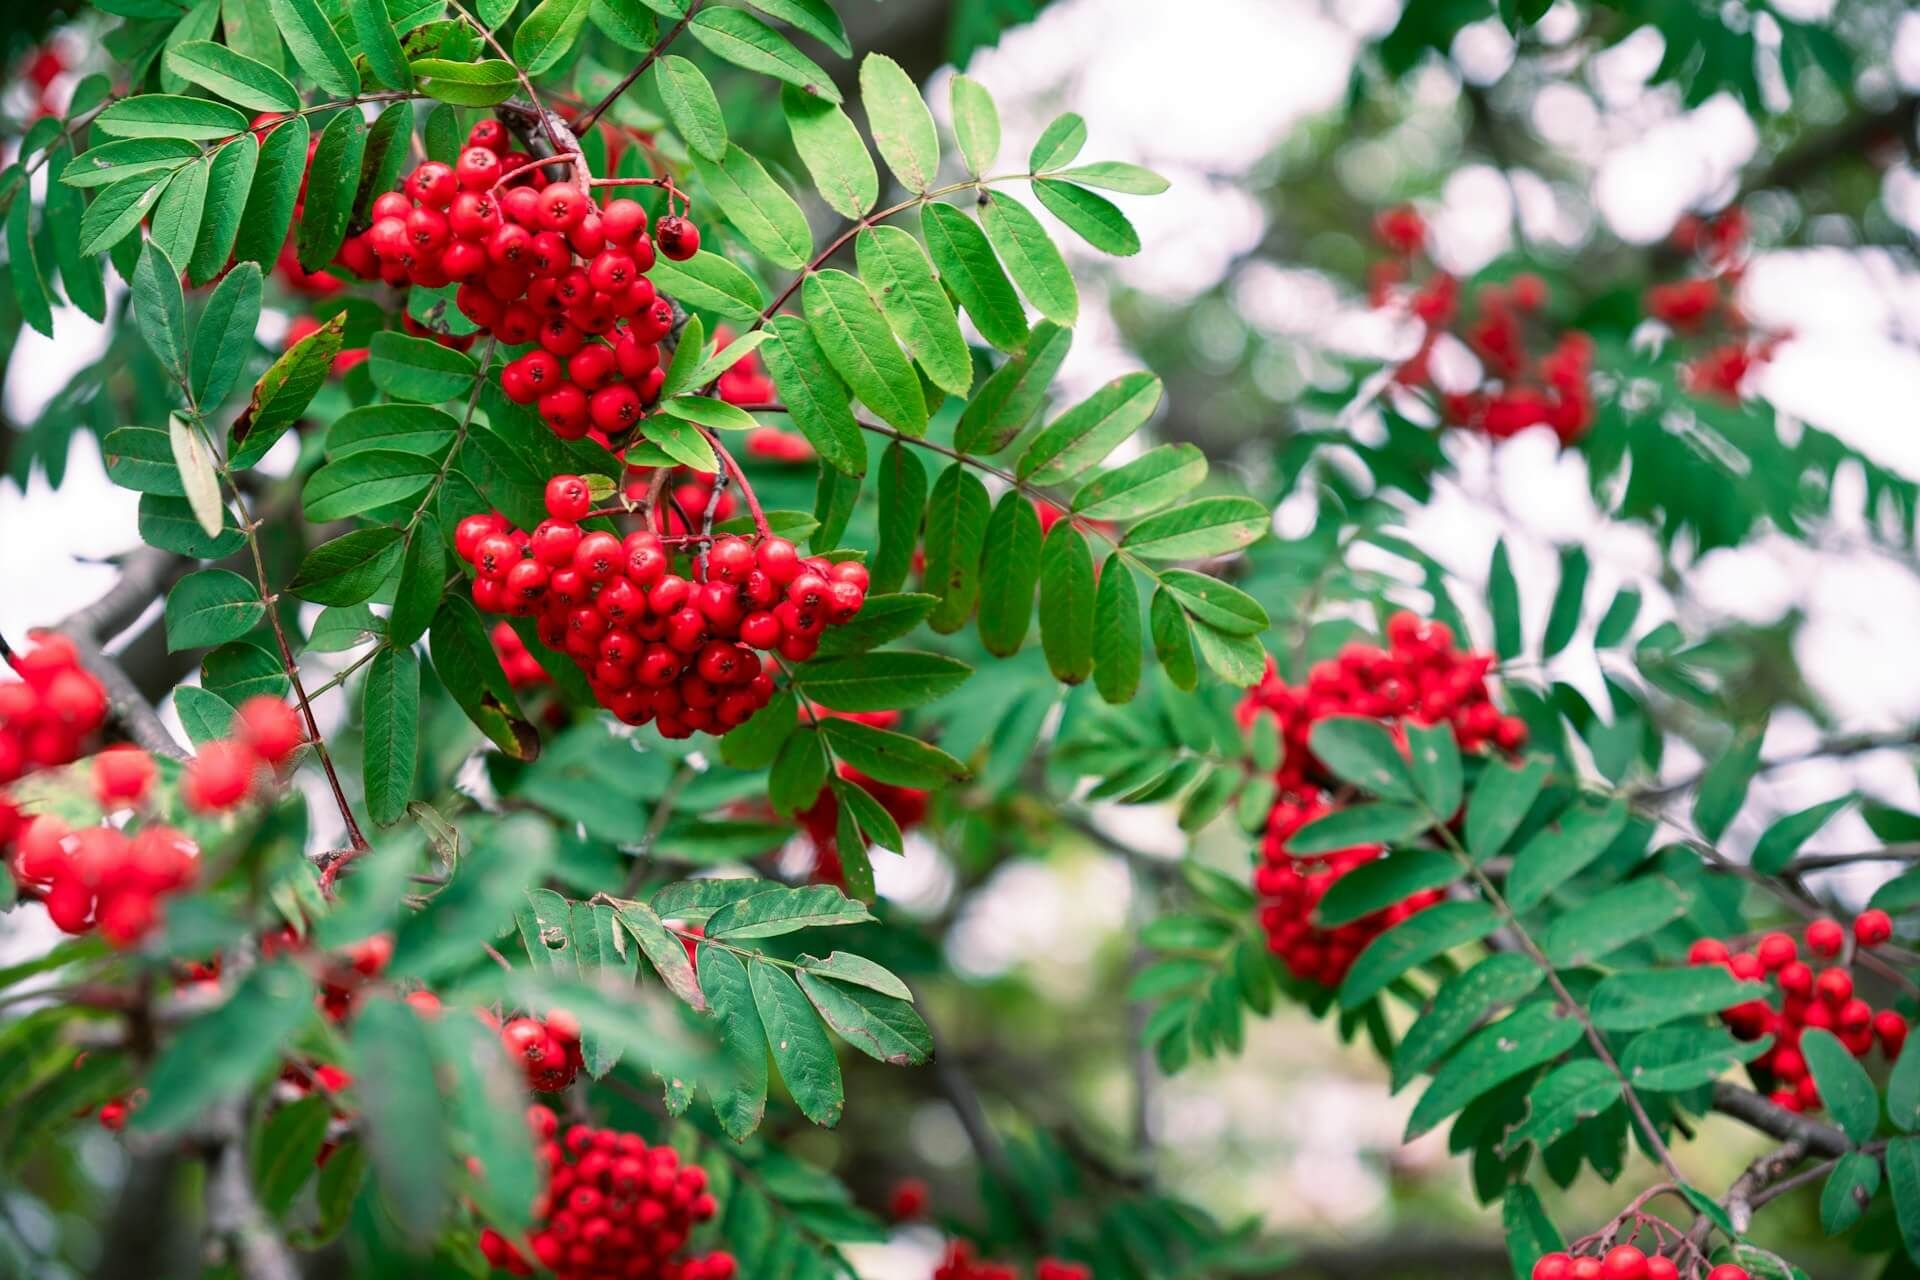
xmin=1801 ymin=1027 xmax=1880 ymax=1144
xmin=1038 ymin=521 xmax=1094 ymax=683
xmin=820 ymin=717 xmax=969 ymax=788
xmin=975 ymin=491 xmax=1042 ymax=655
xmin=1340 ymin=901 xmax=1498 ymax=1009
xmin=271 ymin=0 xmax=362 ymax=94
xmin=803 ymin=268 xmax=925 ymax=433
xmin=362 ymin=645 xmax=420 ymax=825
xmin=748 ymin=961 xmax=843 ymax=1126
xmin=165 ymin=569 xmax=265 ymax=651
xmin=921 ymin=201 xmax=1028 ymax=355
xmin=856 ymin=225 xmax=971 ymax=397
xmin=796 ymin=651 xmax=971 ymax=711
xmin=1589 ymin=968 xmax=1768 ymax=1032
xmin=288 ymin=527 xmax=405 ymax=606
xmin=162 ymin=39 xmax=299 ymax=110
xmin=687 ymin=7 xmax=840 ymax=102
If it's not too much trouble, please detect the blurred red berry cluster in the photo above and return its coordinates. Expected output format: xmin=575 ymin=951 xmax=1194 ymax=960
xmin=1649 ymin=207 xmax=1783 ymax=401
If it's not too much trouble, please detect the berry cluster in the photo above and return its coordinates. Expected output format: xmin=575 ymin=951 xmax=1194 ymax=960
xmin=343 ymin=119 xmax=699 ymax=444
xmin=1532 ymin=1245 xmax=1749 ymax=1280
xmin=1646 ymin=207 xmax=1782 ymax=401
xmin=1689 ymin=912 xmax=1909 ymax=1113
xmin=479 ymin=1105 xmax=734 ymax=1280
xmin=1237 ymin=612 xmax=1522 ymax=986
xmin=0 ymin=633 xmax=107 ymax=787
xmin=11 ymin=808 xmax=196 ymax=946
xmin=1368 ymin=206 xmax=1595 ymax=444
xmin=456 ymin=475 xmax=868 ymax=738
xmin=932 ymin=1243 xmax=1089 ymax=1280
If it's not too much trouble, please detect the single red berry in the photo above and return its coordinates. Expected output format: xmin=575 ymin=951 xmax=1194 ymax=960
xmin=1854 ymin=908 xmax=1893 ymax=949
xmin=91 ymin=745 xmax=156 ymax=808
xmin=655 ymin=215 xmax=699 ymax=260
xmin=1806 ymin=917 xmax=1845 ymax=956
xmin=1600 ymin=1246 xmax=1646 ymax=1280
xmin=236 ymin=697 xmax=304 ymax=765
xmin=545 ymin=474 xmax=592 ymax=521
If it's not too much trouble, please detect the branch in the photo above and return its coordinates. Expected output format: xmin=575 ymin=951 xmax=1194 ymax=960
xmin=572 ymin=0 xmax=703 ymax=135
xmin=52 ymin=546 xmax=194 ymax=761
xmin=1709 ymin=1082 xmax=1852 ymax=1158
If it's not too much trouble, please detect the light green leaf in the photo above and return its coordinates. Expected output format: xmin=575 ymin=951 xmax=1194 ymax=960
xmin=953 ymin=319 xmax=1068 ymax=453
xmin=855 ymin=225 xmax=971 ymax=397
xmin=1029 ymin=112 xmax=1086 ymax=172
xmin=980 ymin=190 xmax=1077 ymax=326
xmin=657 ymin=55 xmax=727 ymax=163
xmin=409 ymin=59 xmax=520 ymax=107
xmin=96 ymin=94 xmax=250 ymax=141
xmin=514 ymin=0 xmax=592 ymax=75
xmin=1121 ymin=496 xmax=1268 ymax=561
xmin=162 ymin=39 xmax=299 ymax=110
xmin=921 ymin=201 xmax=1029 ymax=355
xmin=688 ymin=7 xmax=840 ymax=102
xmin=760 ymin=316 xmax=865 ymax=475
xmin=1021 ymin=372 xmax=1160 ymax=484
xmin=695 ymin=142 xmax=812 ymax=269
xmin=783 ymin=85 xmax=876 ymax=219
xmin=860 ymin=53 xmax=938 ymax=192
xmin=950 ymin=75 xmax=999 ymax=176
xmin=804 ymin=268 xmax=926 ymax=434
xmin=1032 ymin=178 xmax=1139 ymax=255
xmin=270 ymin=0 xmax=362 ymax=95
xmin=1053 ymin=161 xmax=1169 ymax=194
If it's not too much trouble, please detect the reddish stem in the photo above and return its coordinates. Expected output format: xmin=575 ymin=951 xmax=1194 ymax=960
xmin=700 ymin=428 xmax=770 ymax=538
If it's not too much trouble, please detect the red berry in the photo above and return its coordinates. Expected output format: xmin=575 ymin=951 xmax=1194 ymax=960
xmin=1806 ymin=917 xmax=1845 ymax=956
xmin=91 ymin=745 xmax=156 ymax=808
xmin=183 ymin=739 xmax=258 ymax=813
xmin=656 ymin=214 xmax=700 ymax=260
xmin=545 ymin=474 xmax=592 ymax=521
xmin=236 ymin=697 xmax=304 ymax=765
xmin=1854 ymin=909 xmax=1893 ymax=949
xmin=1600 ymin=1246 xmax=1646 ymax=1280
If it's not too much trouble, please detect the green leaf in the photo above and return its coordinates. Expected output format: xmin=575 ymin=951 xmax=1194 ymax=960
xmin=860 ymin=53 xmax=938 ymax=192
xmin=1501 ymin=1060 xmax=1619 ymax=1154
xmin=1073 ymin=442 xmax=1207 ymax=521
xmin=797 ymin=971 xmax=931 ymax=1065
xmin=1150 ymin=587 xmax=1198 ymax=691
xmin=696 ymin=142 xmax=812 ymax=269
xmin=1694 ymin=723 xmax=1764 ymax=842
xmin=231 ymin=115 xmax=308 ymax=268
xmin=368 ymin=331 xmax=478 ymax=403
xmin=1801 ymin=1028 xmax=1880 ymax=1144
xmin=980 ymin=191 xmax=1077 ymax=326
xmin=803 ymin=268 xmax=925 ymax=433
xmin=1893 ymin=1138 xmax=1920 ymax=1263
xmin=1488 ymin=540 xmax=1522 ymax=660
xmin=590 ymin=0 xmax=660 ymax=48
xmin=1594 ymin=588 xmax=1641 ymax=648
xmin=1588 ymin=967 xmax=1768 ymax=1032
xmin=741 ymin=0 xmax=848 ymax=55
xmin=922 ymin=201 xmax=1029 ymax=355
xmin=614 ymin=899 xmax=706 ymax=1011
xmin=975 ymin=492 xmax=1042 ymax=656
xmin=167 ymin=412 xmax=225 ymax=539
xmin=133 ymin=965 xmax=314 ymax=1134
xmin=349 ymin=997 xmax=451 ymax=1246
xmin=950 ymin=75 xmax=999 ymax=176
xmin=1121 ymin=496 xmax=1268 ymax=561
xmin=363 ymin=645 xmax=420 ymax=825
xmin=656 ymin=55 xmax=727 ymax=163
xmin=642 ymin=416 xmax=719 ymax=471
xmin=1317 ymin=849 xmax=1460 ymax=928
xmin=428 ymin=598 xmax=539 ymax=760
xmin=426 ymin=1011 xmax=537 ymax=1231
xmin=657 ymin=394 xmax=759 ymax=432
xmin=1619 ymin=1025 xmax=1769 ymax=1091
xmin=162 ymin=39 xmax=299 ymax=110
xmin=1403 ymin=1000 xmax=1584 ymax=1136
xmin=77 ymin=174 xmax=170 ymax=257
xmin=797 ymin=650 xmax=971 ymax=711
xmin=133 ymin=241 xmax=188 ymax=382
xmin=165 ymin=569 xmax=265 ymax=651
xmin=1053 ymin=161 xmax=1168 ymax=194
xmin=953 ymin=320 xmax=1069 ymax=455
xmin=149 ymin=155 xmax=212 ymax=274
xmin=833 ymin=774 xmax=903 ymax=855
xmin=647 ymin=249 xmax=765 ymax=321
xmin=1091 ymin=554 xmax=1143 ymax=704
xmin=922 ymin=461 xmax=991 ymax=632
xmin=201 ymin=642 xmax=288 ymax=703
xmin=1287 ymin=802 xmax=1431 ymax=855
xmin=1821 ymin=1152 xmax=1881 ymax=1236
xmin=1501 ymin=1184 xmax=1564 ymax=1279
xmin=820 ymin=717 xmax=969 ymax=788
xmin=253 ymin=1096 xmax=330 ymax=1215
xmin=1504 ymin=799 xmax=1630 ymax=913
xmin=514 ymin=0 xmax=592 ymax=74
xmin=856 ymin=226 xmax=971 ymax=397
xmin=389 ymin=517 xmax=445 ymax=648
xmin=748 ymin=962 xmax=843 ymax=1126
xmin=40 ymin=151 xmax=99 ymax=316
xmin=1541 ymin=546 xmax=1588 ymax=658
xmin=350 ymin=0 xmax=413 ymax=89
xmin=866 ymin=444 xmax=927 ymax=596
xmin=1406 ymin=721 xmax=1464 ymax=818
xmin=409 ymin=58 xmax=520 ymax=106
xmin=1751 ymin=796 xmax=1852 ymax=875
xmin=105 ymin=426 xmax=186 ymax=495
xmin=303 ymin=450 xmax=441 ymax=521
xmin=1021 ymin=373 xmax=1160 ymax=484
xmin=760 ymin=316 xmax=866 ymax=475
xmin=1538 ymin=877 xmax=1685 ymax=967
xmin=1465 ymin=757 xmax=1549 ymax=862
xmin=288 ymin=527 xmax=405 ymax=606
xmin=1029 ymin=112 xmax=1086 ymax=171
xmin=783 ymin=85 xmax=876 ymax=219
xmin=97 ymin=94 xmax=250 ymax=141
xmin=688 ymin=7 xmax=840 ymax=103
xmin=63 ymin=137 xmax=199 ymax=188
xmin=1391 ymin=952 xmax=1543 ymax=1090
xmin=190 ymin=262 xmax=261 ymax=409
xmin=327 ymin=404 xmax=459 ymax=459
xmin=769 ymin=725 xmax=829 ymax=815
xmin=696 ymin=944 xmax=769 ymax=1140
xmin=1031 ymin=178 xmax=1139 ymax=255
xmin=1037 ymin=521 xmax=1095 ymax=683
xmin=176 ymin=685 xmax=237 ymax=745
xmin=1339 ymin=900 xmax=1498 ymax=1009
xmin=139 ymin=493 xmax=246 ymax=557
xmin=1891 ymin=1021 xmax=1920 ymax=1131
xmin=1307 ymin=716 xmax=1417 ymax=802
xmin=296 ymin=108 xmax=366 ymax=271
xmin=270 ymin=0 xmax=361 ymax=95
xmin=1191 ymin=623 xmax=1265 ymax=687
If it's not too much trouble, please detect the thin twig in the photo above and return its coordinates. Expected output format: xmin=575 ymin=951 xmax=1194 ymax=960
xmin=572 ymin=0 xmax=704 ymax=135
